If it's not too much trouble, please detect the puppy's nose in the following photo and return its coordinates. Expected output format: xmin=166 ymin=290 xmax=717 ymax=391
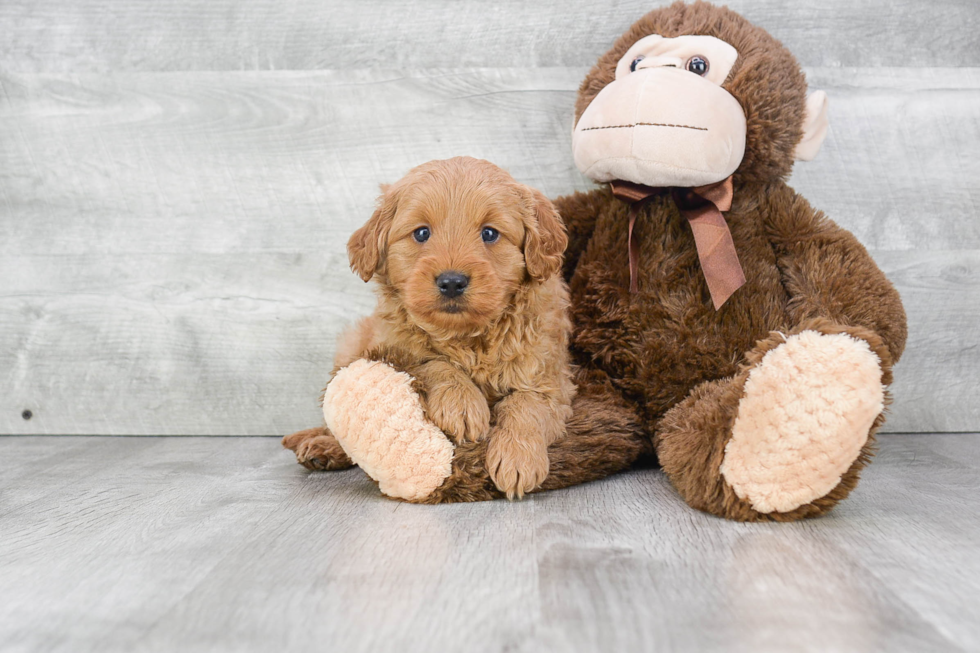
xmin=436 ymin=271 xmax=469 ymax=299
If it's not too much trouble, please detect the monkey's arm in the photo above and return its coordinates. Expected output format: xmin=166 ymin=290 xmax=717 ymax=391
xmin=653 ymin=185 xmax=906 ymax=521
xmin=554 ymin=188 xmax=606 ymax=281
xmin=763 ymin=183 xmax=907 ymax=363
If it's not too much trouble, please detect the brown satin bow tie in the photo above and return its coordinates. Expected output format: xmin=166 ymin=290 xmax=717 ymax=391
xmin=609 ymin=177 xmax=746 ymax=310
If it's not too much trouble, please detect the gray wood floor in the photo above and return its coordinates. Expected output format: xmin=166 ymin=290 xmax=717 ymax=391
xmin=2 ymin=434 xmax=978 ymax=653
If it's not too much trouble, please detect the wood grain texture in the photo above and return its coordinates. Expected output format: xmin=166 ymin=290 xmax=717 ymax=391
xmin=878 ymin=251 xmax=980 ymax=433
xmin=792 ymin=68 xmax=980 ymax=251
xmin=0 ymin=434 xmax=977 ymax=652
xmin=1 ymin=66 xmax=977 ymax=434
xmin=1 ymin=0 xmax=977 ymax=73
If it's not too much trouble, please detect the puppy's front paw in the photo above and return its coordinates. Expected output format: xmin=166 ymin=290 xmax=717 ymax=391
xmin=486 ymin=430 xmax=549 ymax=500
xmin=422 ymin=382 xmax=491 ymax=444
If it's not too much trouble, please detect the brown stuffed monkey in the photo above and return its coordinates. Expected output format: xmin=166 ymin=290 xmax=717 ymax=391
xmin=284 ymin=1 xmax=907 ymax=521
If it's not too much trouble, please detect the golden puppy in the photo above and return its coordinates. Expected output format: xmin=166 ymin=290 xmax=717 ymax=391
xmin=285 ymin=157 xmax=574 ymax=498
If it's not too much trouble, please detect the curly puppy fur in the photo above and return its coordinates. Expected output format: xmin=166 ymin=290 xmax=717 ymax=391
xmin=285 ymin=157 xmax=575 ymax=499
xmin=287 ymin=3 xmax=908 ymax=519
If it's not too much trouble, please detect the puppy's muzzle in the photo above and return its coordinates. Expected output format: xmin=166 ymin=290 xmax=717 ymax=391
xmin=436 ymin=271 xmax=469 ymax=299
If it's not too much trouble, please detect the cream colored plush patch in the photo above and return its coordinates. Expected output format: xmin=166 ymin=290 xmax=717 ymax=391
xmin=572 ymin=34 xmax=746 ymax=188
xmin=793 ymin=90 xmax=830 ymax=161
xmin=573 ymin=68 xmax=746 ymax=187
xmin=323 ymin=359 xmax=454 ymax=501
xmin=720 ymin=331 xmax=884 ymax=514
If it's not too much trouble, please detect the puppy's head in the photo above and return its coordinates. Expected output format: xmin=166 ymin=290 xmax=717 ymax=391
xmin=348 ymin=157 xmax=566 ymax=335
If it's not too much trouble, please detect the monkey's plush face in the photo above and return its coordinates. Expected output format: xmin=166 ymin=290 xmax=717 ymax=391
xmin=572 ymin=34 xmax=747 ymax=187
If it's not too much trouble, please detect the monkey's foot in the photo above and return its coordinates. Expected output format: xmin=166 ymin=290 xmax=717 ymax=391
xmin=323 ymin=359 xmax=454 ymax=501
xmin=720 ymin=330 xmax=885 ymax=514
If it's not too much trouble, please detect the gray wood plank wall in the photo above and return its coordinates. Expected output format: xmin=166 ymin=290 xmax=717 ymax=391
xmin=1 ymin=1 xmax=978 ymax=435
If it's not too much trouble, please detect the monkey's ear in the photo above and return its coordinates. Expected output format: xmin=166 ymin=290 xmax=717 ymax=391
xmin=348 ymin=187 xmax=398 ymax=282
xmin=523 ymin=188 xmax=568 ymax=282
xmin=794 ymin=90 xmax=829 ymax=161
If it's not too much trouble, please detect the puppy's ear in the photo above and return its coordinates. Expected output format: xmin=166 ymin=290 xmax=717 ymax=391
xmin=348 ymin=185 xmax=398 ymax=282
xmin=522 ymin=188 xmax=567 ymax=282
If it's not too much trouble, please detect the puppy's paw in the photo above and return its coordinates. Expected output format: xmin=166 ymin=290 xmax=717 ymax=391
xmin=486 ymin=430 xmax=549 ymax=500
xmin=282 ymin=428 xmax=354 ymax=471
xmin=422 ymin=382 xmax=491 ymax=444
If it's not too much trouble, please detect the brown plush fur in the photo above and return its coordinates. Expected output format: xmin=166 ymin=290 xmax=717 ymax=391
xmin=284 ymin=157 xmax=576 ymax=498
xmin=553 ymin=2 xmax=907 ymax=520
xmin=654 ymin=317 xmax=894 ymax=521
xmin=287 ymin=2 xmax=908 ymax=520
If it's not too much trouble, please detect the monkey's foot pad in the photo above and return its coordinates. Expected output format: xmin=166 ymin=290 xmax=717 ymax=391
xmin=720 ymin=330 xmax=885 ymax=513
xmin=324 ymin=359 xmax=454 ymax=501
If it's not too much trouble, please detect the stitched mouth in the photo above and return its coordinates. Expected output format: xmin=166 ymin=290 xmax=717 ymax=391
xmin=580 ymin=121 xmax=707 ymax=132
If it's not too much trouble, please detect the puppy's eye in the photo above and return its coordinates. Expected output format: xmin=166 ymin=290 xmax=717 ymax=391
xmin=413 ymin=226 xmax=430 ymax=243
xmin=481 ymin=227 xmax=500 ymax=243
xmin=629 ymin=55 xmax=645 ymax=73
xmin=686 ymin=55 xmax=709 ymax=76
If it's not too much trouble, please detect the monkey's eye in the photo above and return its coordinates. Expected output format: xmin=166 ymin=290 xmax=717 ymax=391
xmin=686 ymin=55 xmax=709 ymax=76
xmin=413 ymin=226 xmax=431 ymax=243
xmin=629 ymin=55 xmax=645 ymax=73
xmin=481 ymin=227 xmax=500 ymax=243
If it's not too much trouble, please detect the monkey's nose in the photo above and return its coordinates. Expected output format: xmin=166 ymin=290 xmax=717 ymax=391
xmin=436 ymin=271 xmax=469 ymax=299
